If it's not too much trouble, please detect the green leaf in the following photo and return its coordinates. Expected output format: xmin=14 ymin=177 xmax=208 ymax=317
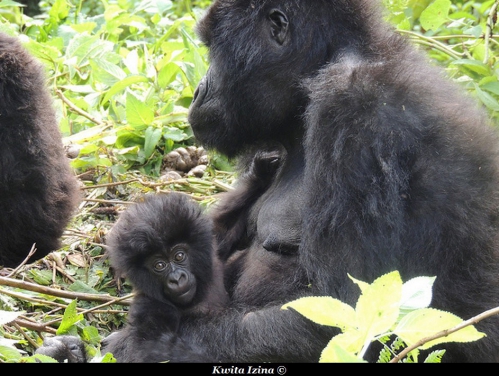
xmin=162 ymin=126 xmax=190 ymax=142
xmin=90 ymin=57 xmax=127 ymax=87
xmin=158 ymin=62 xmax=181 ymax=88
xmin=144 ymin=126 xmax=163 ymax=158
xmin=320 ymin=338 xmax=366 ymax=363
xmin=81 ymin=326 xmax=101 ymax=346
xmin=0 ymin=1 xmax=24 ymax=8
xmin=28 ymin=353 xmax=59 ymax=363
xmin=0 ymin=345 xmax=23 ymax=361
xmin=101 ymin=75 xmax=149 ymax=105
xmin=423 ymin=350 xmax=445 ymax=363
xmin=451 ymin=59 xmax=491 ymax=77
xmin=480 ymin=80 xmax=499 ymax=96
xmin=419 ymin=0 xmax=451 ymax=31
xmin=126 ymin=92 xmax=154 ymax=126
xmin=352 ymin=271 xmax=402 ymax=338
xmin=28 ymin=269 xmax=53 ymax=285
xmin=474 ymin=85 xmax=499 ymax=111
xmin=282 ymin=296 xmax=357 ymax=330
xmin=56 ymin=300 xmax=84 ymax=336
xmin=394 ymin=308 xmax=486 ymax=350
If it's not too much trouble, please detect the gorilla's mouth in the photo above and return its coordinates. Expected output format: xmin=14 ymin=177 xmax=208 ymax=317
xmin=170 ymin=286 xmax=197 ymax=306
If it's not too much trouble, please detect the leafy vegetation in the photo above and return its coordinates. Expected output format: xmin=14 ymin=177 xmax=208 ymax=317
xmin=283 ymin=271 xmax=485 ymax=363
xmin=0 ymin=0 xmax=498 ymax=363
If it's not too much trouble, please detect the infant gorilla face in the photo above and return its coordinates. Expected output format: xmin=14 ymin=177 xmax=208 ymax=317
xmin=145 ymin=243 xmax=197 ymax=306
xmin=106 ymin=193 xmax=214 ymax=308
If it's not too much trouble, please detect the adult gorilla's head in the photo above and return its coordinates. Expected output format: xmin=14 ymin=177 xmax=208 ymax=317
xmin=188 ymin=0 xmax=378 ymax=158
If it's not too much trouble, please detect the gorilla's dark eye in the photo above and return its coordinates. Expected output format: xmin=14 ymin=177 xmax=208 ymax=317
xmin=174 ymin=251 xmax=186 ymax=262
xmin=153 ymin=260 xmax=167 ymax=271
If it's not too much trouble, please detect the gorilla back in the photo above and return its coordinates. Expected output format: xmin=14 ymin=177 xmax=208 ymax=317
xmin=187 ymin=0 xmax=499 ymax=362
xmin=0 ymin=33 xmax=80 ymax=268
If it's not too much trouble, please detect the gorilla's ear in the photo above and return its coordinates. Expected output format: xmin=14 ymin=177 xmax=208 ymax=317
xmin=268 ymin=9 xmax=289 ymax=45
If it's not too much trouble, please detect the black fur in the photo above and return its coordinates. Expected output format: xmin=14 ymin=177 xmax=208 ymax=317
xmin=102 ymin=192 xmax=226 ymax=362
xmin=0 ymin=32 xmax=80 ymax=268
xmin=186 ymin=0 xmax=499 ymax=362
xmin=38 ymin=0 xmax=499 ymax=362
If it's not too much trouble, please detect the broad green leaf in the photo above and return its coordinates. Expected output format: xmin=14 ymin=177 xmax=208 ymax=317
xmin=419 ymin=0 xmax=451 ymax=31
xmin=394 ymin=308 xmax=485 ymax=350
xmin=81 ymin=326 xmax=101 ymax=346
xmin=480 ymin=80 xmax=499 ymax=96
xmin=101 ymin=75 xmax=149 ymax=105
xmin=90 ymin=57 xmax=127 ymax=87
xmin=162 ymin=126 xmax=190 ymax=142
xmin=0 ymin=310 xmax=23 ymax=326
xmin=79 ymin=144 xmax=99 ymax=155
xmin=158 ymin=62 xmax=181 ymax=88
xmin=0 ymin=345 xmax=23 ymax=361
xmin=126 ymin=92 xmax=154 ymax=126
xmin=0 ymin=0 xmax=24 ymax=7
xmin=353 ymin=271 xmax=402 ymax=338
xmin=282 ymin=296 xmax=357 ymax=330
xmin=49 ymin=0 xmax=69 ymax=20
xmin=28 ymin=353 xmax=59 ymax=363
xmin=144 ymin=126 xmax=163 ymax=158
xmin=65 ymin=34 xmax=112 ymax=66
xmin=29 ymin=269 xmax=53 ymax=285
xmin=474 ymin=85 xmax=499 ymax=111
xmin=320 ymin=335 xmax=366 ymax=363
xmin=56 ymin=300 xmax=83 ymax=336
xmin=451 ymin=59 xmax=491 ymax=77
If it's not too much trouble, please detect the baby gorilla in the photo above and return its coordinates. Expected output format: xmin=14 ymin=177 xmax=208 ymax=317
xmin=102 ymin=192 xmax=227 ymax=362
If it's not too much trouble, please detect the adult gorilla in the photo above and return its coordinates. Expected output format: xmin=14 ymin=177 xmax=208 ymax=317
xmin=186 ymin=0 xmax=499 ymax=363
xmin=38 ymin=0 xmax=499 ymax=362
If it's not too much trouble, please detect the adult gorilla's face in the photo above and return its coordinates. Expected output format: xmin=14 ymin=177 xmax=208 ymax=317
xmin=188 ymin=0 xmax=322 ymax=158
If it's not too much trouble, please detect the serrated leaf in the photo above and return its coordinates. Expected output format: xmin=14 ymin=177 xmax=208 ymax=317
xmin=353 ymin=271 xmax=402 ymax=338
xmin=282 ymin=296 xmax=357 ymax=330
xmin=126 ymin=92 xmax=154 ymax=126
xmin=0 ymin=345 xmax=23 ymax=361
xmin=394 ymin=308 xmax=485 ymax=350
xmin=420 ymin=0 xmax=451 ymax=31
xmin=28 ymin=353 xmax=59 ymax=363
xmin=320 ymin=335 xmax=366 ymax=363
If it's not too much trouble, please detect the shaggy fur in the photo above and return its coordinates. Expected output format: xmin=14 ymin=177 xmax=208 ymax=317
xmin=102 ymin=193 xmax=226 ymax=362
xmin=39 ymin=0 xmax=499 ymax=362
xmin=0 ymin=32 xmax=80 ymax=268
